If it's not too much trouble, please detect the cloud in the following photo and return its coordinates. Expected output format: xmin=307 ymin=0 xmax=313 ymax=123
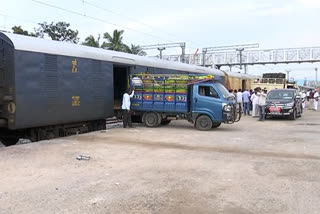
xmin=296 ymin=0 xmax=320 ymax=8
xmin=253 ymin=6 xmax=295 ymax=16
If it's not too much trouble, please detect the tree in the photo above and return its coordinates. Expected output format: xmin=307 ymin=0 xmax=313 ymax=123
xmin=126 ymin=44 xmax=147 ymax=56
xmin=35 ymin=21 xmax=79 ymax=43
xmin=82 ymin=35 xmax=101 ymax=48
xmin=12 ymin=26 xmax=37 ymax=37
xmin=101 ymin=29 xmax=128 ymax=52
xmin=12 ymin=26 xmax=29 ymax=35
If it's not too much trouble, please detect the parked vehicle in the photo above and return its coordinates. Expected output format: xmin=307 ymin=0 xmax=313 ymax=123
xmin=265 ymin=89 xmax=303 ymax=120
xmin=130 ymin=74 xmax=241 ymax=130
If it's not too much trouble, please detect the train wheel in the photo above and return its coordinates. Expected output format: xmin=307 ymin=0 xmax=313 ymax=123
xmin=0 ymin=137 xmax=20 ymax=146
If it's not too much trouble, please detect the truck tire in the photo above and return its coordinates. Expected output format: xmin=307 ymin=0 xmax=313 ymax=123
xmin=144 ymin=112 xmax=159 ymax=127
xmin=211 ymin=123 xmax=221 ymax=128
xmin=161 ymin=119 xmax=171 ymax=125
xmin=196 ymin=115 xmax=213 ymax=131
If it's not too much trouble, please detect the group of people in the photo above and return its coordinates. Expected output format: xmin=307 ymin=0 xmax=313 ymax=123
xmin=229 ymin=88 xmax=268 ymax=121
xmin=305 ymin=89 xmax=319 ymax=111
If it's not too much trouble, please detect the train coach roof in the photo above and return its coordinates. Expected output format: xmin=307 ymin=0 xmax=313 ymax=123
xmin=223 ymin=71 xmax=258 ymax=79
xmin=1 ymin=32 xmax=225 ymax=76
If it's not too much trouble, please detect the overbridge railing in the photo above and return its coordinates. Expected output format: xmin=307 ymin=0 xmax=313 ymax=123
xmin=160 ymin=46 xmax=320 ymax=67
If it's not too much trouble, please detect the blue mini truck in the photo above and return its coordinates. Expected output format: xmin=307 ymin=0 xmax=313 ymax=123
xmin=130 ymin=74 xmax=240 ymax=130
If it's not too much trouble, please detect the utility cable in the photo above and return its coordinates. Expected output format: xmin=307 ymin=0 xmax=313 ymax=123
xmin=82 ymin=0 xmax=204 ymax=47
xmin=31 ymin=0 xmax=176 ymax=43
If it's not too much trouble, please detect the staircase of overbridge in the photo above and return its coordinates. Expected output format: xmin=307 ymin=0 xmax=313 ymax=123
xmin=162 ymin=46 xmax=320 ymax=68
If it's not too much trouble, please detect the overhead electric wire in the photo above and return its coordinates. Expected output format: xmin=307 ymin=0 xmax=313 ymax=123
xmin=0 ymin=13 xmax=39 ymax=26
xmin=82 ymin=0 xmax=204 ymax=47
xmin=31 ymin=0 xmax=177 ymax=43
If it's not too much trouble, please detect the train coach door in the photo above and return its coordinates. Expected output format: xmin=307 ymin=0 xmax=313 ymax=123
xmin=113 ymin=65 xmax=129 ymax=111
xmin=0 ymin=39 xmax=6 ymax=114
xmin=242 ymin=80 xmax=246 ymax=90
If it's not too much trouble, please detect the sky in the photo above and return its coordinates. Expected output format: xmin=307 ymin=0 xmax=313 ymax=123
xmin=1 ymin=0 xmax=320 ymax=80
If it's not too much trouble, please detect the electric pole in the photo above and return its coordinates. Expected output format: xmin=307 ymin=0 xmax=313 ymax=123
xmin=202 ymin=48 xmax=207 ymax=66
xmin=286 ymin=70 xmax=291 ymax=81
xmin=141 ymin=42 xmax=186 ymax=61
xmin=157 ymin=47 xmax=166 ymax=59
xmin=315 ymin=68 xmax=318 ymax=83
xmin=236 ymin=48 xmax=245 ymax=70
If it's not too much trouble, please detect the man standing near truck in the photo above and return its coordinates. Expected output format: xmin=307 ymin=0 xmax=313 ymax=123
xmin=257 ymin=88 xmax=267 ymax=121
xmin=122 ymin=88 xmax=135 ymax=128
xmin=236 ymin=89 xmax=243 ymax=113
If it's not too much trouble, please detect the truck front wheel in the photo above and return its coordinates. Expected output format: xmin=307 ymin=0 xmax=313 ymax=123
xmin=211 ymin=123 xmax=221 ymax=128
xmin=144 ymin=112 xmax=159 ymax=127
xmin=196 ymin=115 xmax=213 ymax=131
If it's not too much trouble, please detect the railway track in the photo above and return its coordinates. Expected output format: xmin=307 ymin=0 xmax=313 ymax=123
xmin=0 ymin=118 xmax=124 ymax=147
xmin=105 ymin=118 xmax=123 ymax=129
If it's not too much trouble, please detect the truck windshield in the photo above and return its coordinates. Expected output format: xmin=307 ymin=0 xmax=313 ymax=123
xmin=215 ymin=83 xmax=231 ymax=98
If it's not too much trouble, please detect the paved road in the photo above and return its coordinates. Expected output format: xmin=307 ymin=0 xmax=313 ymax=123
xmin=0 ymin=109 xmax=320 ymax=214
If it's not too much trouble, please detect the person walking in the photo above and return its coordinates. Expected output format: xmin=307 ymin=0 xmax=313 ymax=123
xmin=249 ymin=89 xmax=253 ymax=111
xmin=236 ymin=89 xmax=243 ymax=113
xmin=314 ymin=89 xmax=319 ymax=111
xmin=306 ymin=90 xmax=310 ymax=102
xmin=233 ymin=89 xmax=238 ymax=100
xmin=257 ymin=88 xmax=267 ymax=121
xmin=251 ymin=90 xmax=259 ymax=117
xmin=309 ymin=90 xmax=314 ymax=110
xmin=242 ymin=89 xmax=250 ymax=115
xmin=229 ymin=89 xmax=235 ymax=98
xmin=121 ymin=87 xmax=135 ymax=128
xmin=301 ymin=91 xmax=306 ymax=109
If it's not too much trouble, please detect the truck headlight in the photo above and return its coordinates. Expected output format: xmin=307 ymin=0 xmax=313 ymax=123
xmin=223 ymin=105 xmax=232 ymax=112
xmin=285 ymin=102 xmax=294 ymax=107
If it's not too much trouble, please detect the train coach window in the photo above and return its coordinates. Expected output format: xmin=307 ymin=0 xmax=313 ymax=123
xmin=269 ymin=79 xmax=275 ymax=84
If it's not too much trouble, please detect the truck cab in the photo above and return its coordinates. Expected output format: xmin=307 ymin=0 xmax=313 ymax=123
xmin=192 ymin=82 xmax=237 ymax=129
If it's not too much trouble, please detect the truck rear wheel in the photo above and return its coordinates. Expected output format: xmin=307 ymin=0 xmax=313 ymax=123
xmin=196 ymin=115 xmax=212 ymax=131
xmin=144 ymin=112 xmax=159 ymax=127
xmin=161 ymin=119 xmax=171 ymax=125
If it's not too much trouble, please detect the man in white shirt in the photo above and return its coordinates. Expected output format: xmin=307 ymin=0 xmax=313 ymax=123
xmin=257 ymin=88 xmax=267 ymax=121
xmin=314 ymin=89 xmax=319 ymax=111
xmin=122 ymin=88 xmax=135 ymax=128
xmin=236 ymin=89 xmax=243 ymax=112
xmin=251 ymin=90 xmax=259 ymax=117
xmin=301 ymin=91 xmax=306 ymax=109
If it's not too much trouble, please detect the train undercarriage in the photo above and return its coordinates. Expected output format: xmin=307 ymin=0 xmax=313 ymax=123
xmin=0 ymin=119 xmax=106 ymax=146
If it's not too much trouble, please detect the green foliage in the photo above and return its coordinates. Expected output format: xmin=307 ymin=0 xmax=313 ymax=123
xmin=11 ymin=23 xmax=146 ymax=55
xmin=82 ymin=35 xmax=101 ymax=47
xmin=126 ymin=44 xmax=147 ymax=56
xmin=101 ymin=29 xmax=128 ymax=52
xmin=12 ymin=26 xmax=37 ymax=37
xmin=34 ymin=21 xmax=79 ymax=43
